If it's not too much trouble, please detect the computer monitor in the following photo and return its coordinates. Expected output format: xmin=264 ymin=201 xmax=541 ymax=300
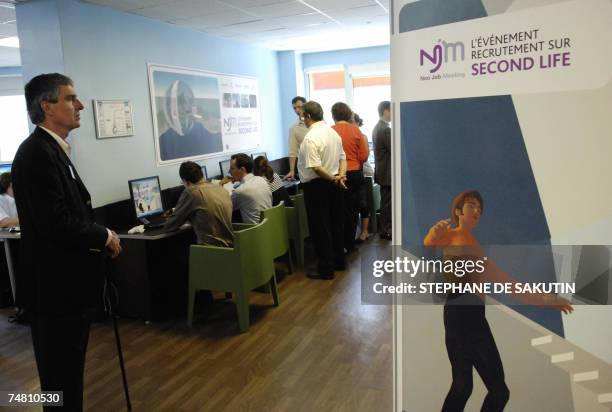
xmin=128 ymin=176 xmax=164 ymax=220
xmin=0 ymin=163 xmax=11 ymax=174
xmin=251 ymin=152 xmax=267 ymax=160
xmin=200 ymin=165 xmax=208 ymax=181
xmin=219 ymin=159 xmax=231 ymax=177
xmin=268 ymin=157 xmax=290 ymax=176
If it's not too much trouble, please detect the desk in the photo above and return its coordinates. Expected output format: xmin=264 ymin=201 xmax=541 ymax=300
xmin=0 ymin=231 xmax=19 ymax=304
xmin=112 ymin=226 xmax=195 ymax=322
xmin=282 ymin=179 xmax=300 ymax=195
xmin=0 ymin=227 xmax=195 ymax=323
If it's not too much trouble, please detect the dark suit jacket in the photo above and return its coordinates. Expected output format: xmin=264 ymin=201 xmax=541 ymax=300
xmin=373 ymin=120 xmax=391 ymax=186
xmin=12 ymin=127 xmax=108 ymax=315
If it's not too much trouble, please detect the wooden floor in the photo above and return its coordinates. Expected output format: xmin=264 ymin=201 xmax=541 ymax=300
xmin=0 ymin=239 xmax=392 ymax=411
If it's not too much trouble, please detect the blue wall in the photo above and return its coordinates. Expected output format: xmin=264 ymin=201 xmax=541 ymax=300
xmin=301 ymin=45 xmax=389 ymax=70
xmin=277 ymin=51 xmax=302 ymax=155
xmin=15 ymin=0 xmax=65 ymax=84
xmin=17 ymin=0 xmax=283 ymax=207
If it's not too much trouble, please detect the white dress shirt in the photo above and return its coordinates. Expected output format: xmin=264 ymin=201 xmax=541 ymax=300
xmin=40 ymin=125 xmax=71 ymax=157
xmin=231 ymin=173 xmax=272 ymax=224
xmin=0 ymin=193 xmax=17 ymax=221
xmin=297 ymin=121 xmax=346 ymax=183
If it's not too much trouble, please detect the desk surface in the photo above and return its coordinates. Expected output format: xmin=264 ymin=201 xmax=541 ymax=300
xmin=0 ymin=230 xmax=20 ymax=240
xmin=0 ymin=225 xmax=192 ymax=241
xmin=117 ymin=224 xmax=192 ymax=240
xmin=282 ymin=179 xmax=300 ymax=189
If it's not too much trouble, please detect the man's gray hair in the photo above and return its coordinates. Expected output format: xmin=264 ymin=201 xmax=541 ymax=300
xmin=302 ymin=101 xmax=324 ymax=122
xmin=24 ymin=73 xmax=73 ymax=124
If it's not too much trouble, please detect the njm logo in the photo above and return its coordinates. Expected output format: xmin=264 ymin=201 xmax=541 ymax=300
xmin=224 ymin=116 xmax=237 ymax=132
xmin=420 ymin=40 xmax=465 ymax=73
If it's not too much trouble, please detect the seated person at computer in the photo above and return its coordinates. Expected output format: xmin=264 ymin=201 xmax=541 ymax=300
xmin=0 ymin=172 xmax=19 ymax=228
xmin=164 ymin=161 xmax=233 ymax=247
xmin=253 ymin=156 xmax=293 ymax=207
xmin=220 ymin=153 xmax=271 ymax=224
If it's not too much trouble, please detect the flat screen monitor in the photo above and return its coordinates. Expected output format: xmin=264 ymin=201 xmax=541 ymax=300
xmin=268 ymin=157 xmax=290 ymax=176
xmin=201 ymin=165 xmax=208 ymax=181
xmin=251 ymin=152 xmax=267 ymax=160
xmin=128 ymin=176 xmax=164 ymax=220
xmin=219 ymin=159 xmax=231 ymax=177
xmin=0 ymin=163 xmax=11 ymax=174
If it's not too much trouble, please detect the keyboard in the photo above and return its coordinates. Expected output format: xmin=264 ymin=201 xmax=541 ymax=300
xmin=144 ymin=221 xmax=165 ymax=230
xmin=140 ymin=214 xmax=168 ymax=230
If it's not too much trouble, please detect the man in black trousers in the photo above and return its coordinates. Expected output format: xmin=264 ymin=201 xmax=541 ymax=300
xmin=12 ymin=73 xmax=122 ymax=411
xmin=297 ymin=101 xmax=347 ymax=280
xmin=373 ymin=100 xmax=392 ymax=240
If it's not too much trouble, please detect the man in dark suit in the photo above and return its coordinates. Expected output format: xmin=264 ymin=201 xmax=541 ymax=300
xmin=12 ymin=73 xmax=122 ymax=411
xmin=373 ymin=100 xmax=392 ymax=240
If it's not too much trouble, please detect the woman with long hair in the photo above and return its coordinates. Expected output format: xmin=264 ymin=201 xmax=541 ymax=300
xmin=331 ymin=103 xmax=369 ymax=252
xmin=253 ymin=156 xmax=293 ymax=207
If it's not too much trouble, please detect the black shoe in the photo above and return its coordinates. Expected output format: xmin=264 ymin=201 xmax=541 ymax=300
xmin=380 ymin=233 xmax=392 ymax=240
xmin=354 ymin=238 xmax=365 ymax=245
xmin=307 ymin=272 xmax=335 ymax=280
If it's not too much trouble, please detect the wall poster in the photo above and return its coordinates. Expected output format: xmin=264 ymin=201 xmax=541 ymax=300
xmin=147 ymin=64 xmax=261 ymax=165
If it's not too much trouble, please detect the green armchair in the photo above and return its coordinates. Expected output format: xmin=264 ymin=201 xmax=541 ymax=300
xmin=187 ymin=218 xmax=279 ymax=332
xmin=286 ymin=193 xmax=309 ymax=269
xmin=261 ymin=201 xmax=292 ymax=274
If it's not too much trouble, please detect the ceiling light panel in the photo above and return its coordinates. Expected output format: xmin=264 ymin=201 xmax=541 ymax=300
xmin=84 ymin=0 xmax=168 ymax=12
xmin=340 ymin=16 xmax=388 ymax=29
xmin=271 ymin=12 xmax=333 ymax=27
xmin=224 ymin=19 xmax=285 ymax=33
xmin=220 ymin=0 xmax=290 ymax=8
xmin=177 ymin=9 xmax=258 ymax=29
xmin=325 ymin=5 xmax=387 ymax=20
xmin=245 ymin=1 xmax=313 ymax=18
xmin=303 ymin=0 xmax=375 ymax=11
xmin=132 ymin=0 xmax=236 ymax=21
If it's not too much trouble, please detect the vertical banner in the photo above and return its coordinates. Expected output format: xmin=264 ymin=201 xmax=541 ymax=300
xmin=392 ymin=0 xmax=612 ymax=411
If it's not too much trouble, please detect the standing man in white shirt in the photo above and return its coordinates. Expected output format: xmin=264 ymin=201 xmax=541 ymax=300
xmin=284 ymin=96 xmax=308 ymax=180
xmin=226 ymin=153 xmax=272 ymax=224
xmin=298 ymin=101 xmax=347 ymax=280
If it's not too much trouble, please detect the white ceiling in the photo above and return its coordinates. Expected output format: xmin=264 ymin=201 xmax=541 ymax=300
xmin=0 ymin=0 xmax=390 ymax=67
xmin=83 ymin=0 xmax=390 ymax=51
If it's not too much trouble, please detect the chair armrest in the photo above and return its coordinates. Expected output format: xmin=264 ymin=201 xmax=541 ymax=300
xmin=189 ymin=244 xmax=236 ymax=269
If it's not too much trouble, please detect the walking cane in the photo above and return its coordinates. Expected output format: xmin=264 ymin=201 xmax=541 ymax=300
xmin=104 ymin=259 xmax=132 ymax=411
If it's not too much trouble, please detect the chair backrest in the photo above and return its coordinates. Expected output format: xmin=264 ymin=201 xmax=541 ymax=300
xmin=234 ymin=217 xmax=275 ymax=290
xmin=364 ymin=177 xmax=380 ymax=233
xmin=260 ymin=201 xmax=290 ymax=260
xmin=289 ymin=193 xmax=309 ymax=238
